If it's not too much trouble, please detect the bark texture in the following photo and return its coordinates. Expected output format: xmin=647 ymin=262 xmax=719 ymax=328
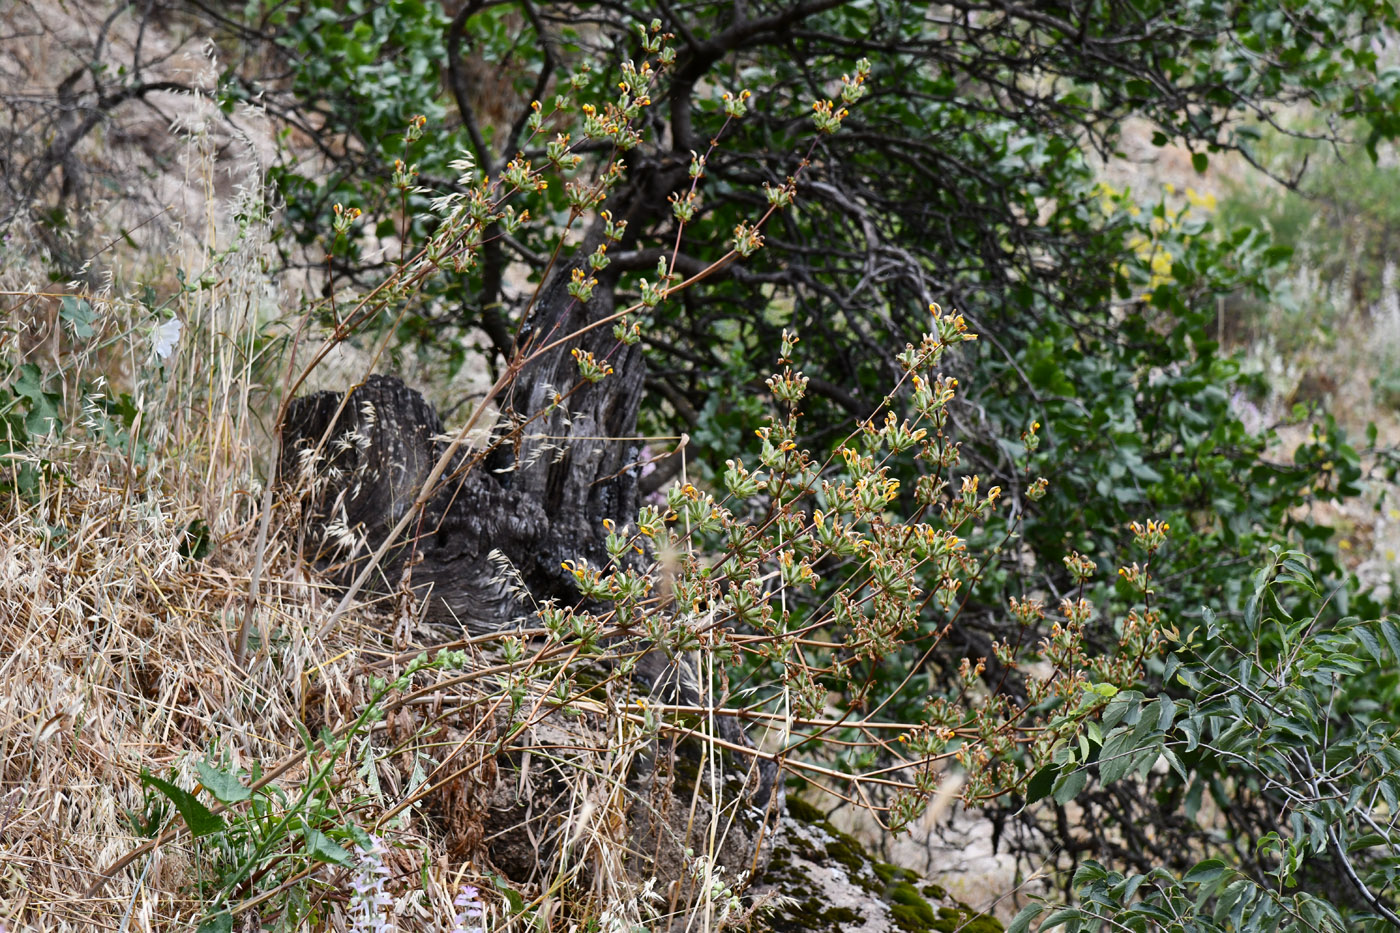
xmin=279 ymin=283 xmax=646 ymax=635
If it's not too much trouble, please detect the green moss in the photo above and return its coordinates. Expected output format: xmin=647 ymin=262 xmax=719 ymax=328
xmin=888 ymin=882 xmax=936 ymax=931
xmin=921 ymin=883 xmax=947 ymax=900
xmin=786 ymin=795 xmax=826 ymax=824
xmin=890 ymin=903 xmax=933 ymax=932
xmin=822 ymin=828 xmax=868 ymax=874
xmin=873 ymin=861 xmax=918 ymax=883
xmin=926 ymin=904 xmax=1005 ymax=933
xmin=769 ymin=897 xmax=864 ymax=933
xmin=958 ymin=914 xmax=1003 ymax=933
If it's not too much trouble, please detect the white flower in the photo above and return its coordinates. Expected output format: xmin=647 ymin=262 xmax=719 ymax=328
xmin=152 ymin=318 xmax=183 ymax=361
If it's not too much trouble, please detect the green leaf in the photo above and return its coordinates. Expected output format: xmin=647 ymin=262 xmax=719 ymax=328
xmin=12 ymin=364 xmax=61 ymax=438
xmin=1155 ymin=694 xmax=1175 ymax=732
xmin=1007 ymin=904 xmax=1044 ymax=933
xmin=1024 ymin=764 xmax=1057 ymax=806
xmin=1353 ymin=624 xmax=1384 ymax=662
xmin=1041 ymin=907 xmax=1085 ymax=930
xmin=1098 ymin=727 xmax=1137 ymax=785
xmin=1072 ymin=861 xmax=1108 ymax=886
xmin=1346 ymin=833 xmax=1390 ymax=852
xmin=1192 ymin=151 xmax=1209 ymax=173
xmin=1183 ymin=858 xmax=1228 ymax=885
xmin=1180 ymin=714 xmax=1201 ymax=752
xmin=180 ymin=519 xmax=213 ymax=560
xmin=493 ymin=874 xmax=527 ymax=915
xmin=302 ymin=824 xmax=354 ymax=866
xmin=346 ymin=822 xmax=376 ymax=853
xmin=1052 ymin=767 xmax=1087 ymax=805
xmin=1380 ymin=618 xmax=1400 ymax=661
xmin=1161 ymin=746 xmax=1188 ymax=780
xmin=195 ymin=910 xmax=233 ymax=933
xmin=1101 ymin=691 xmax=1140 ymax=731
xmin=140 ymin=771 xmax=225 ymax=838
xmin=60 ymin=296 xmax=96 ymax=339
xmin=196 ymin=759 xmax=251 ymax=805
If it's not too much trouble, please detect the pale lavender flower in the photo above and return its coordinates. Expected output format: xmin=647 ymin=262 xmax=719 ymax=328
xmin=348 ymin=835 xmax=394 ymax=933
xmin=450 ymin=883 xmax=485 ymax=933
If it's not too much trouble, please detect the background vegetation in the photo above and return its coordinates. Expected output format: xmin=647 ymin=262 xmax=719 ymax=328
xmin=2 ymin=0 xmax=1400 ymax=930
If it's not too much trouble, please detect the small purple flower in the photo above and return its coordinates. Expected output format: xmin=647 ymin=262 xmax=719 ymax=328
xmin=348 ymin=835 xmax=394 ymax=933
xmin=450 ymin=883 xmax=486 ymax=933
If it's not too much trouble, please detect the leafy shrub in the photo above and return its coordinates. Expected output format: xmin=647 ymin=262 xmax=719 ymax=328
xmin=1013 ymin=548 xmax=1400 ymax=932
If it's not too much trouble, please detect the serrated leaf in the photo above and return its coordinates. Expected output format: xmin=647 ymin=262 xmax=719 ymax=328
xmin=1053 ymin=767 xmax=1087 ymax=805
xmin=346 ymin=822 xmax=376 ymax=853
xmin=197 ymin=759 xmax=251 ymax=805
xmin=1353 ymin=624 xmax=1384 ymax=663
xmin=303 ymin=824 xmax=354 ymax=866
xmin=141 ymin=771 xmax=225 ymax=838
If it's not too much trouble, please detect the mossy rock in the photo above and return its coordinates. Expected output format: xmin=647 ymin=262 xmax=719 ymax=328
xmin=762 ymin=798 xmax=1004 ymax=933
xmin=889 ymin=882 xmax=937 ymax=930
xmin=786 ymin=794 xmax=827 ymax=824
xmin=766 ymin=898 xmax=865 ymax=933
xmin=875 ymin=862 xmax=919 ymax=884
xmin=883 ymin=873 xmax=1004 ymax=933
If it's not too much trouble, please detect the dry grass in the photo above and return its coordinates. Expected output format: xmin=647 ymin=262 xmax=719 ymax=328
xmin=0 ymin=144 xmax=390 ymax=928
xmin=0 ymin=81 xmax=765 ymax=931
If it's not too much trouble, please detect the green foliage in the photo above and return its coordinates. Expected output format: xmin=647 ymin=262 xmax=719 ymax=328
xmin=0 ymin=362 xmax=64 ymax=498
xmin=237 ymin=0 xmax=1400 ymax=685
xmin=262 ymin=0 xmax=452 ymax=259
xmin=140 ymin=650 xmax=467 ymax=929
xmin=1025 ymin=547 xmax=1400 ymax=930
xmin=196 ymin=0 xmax=1400 ymax=924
